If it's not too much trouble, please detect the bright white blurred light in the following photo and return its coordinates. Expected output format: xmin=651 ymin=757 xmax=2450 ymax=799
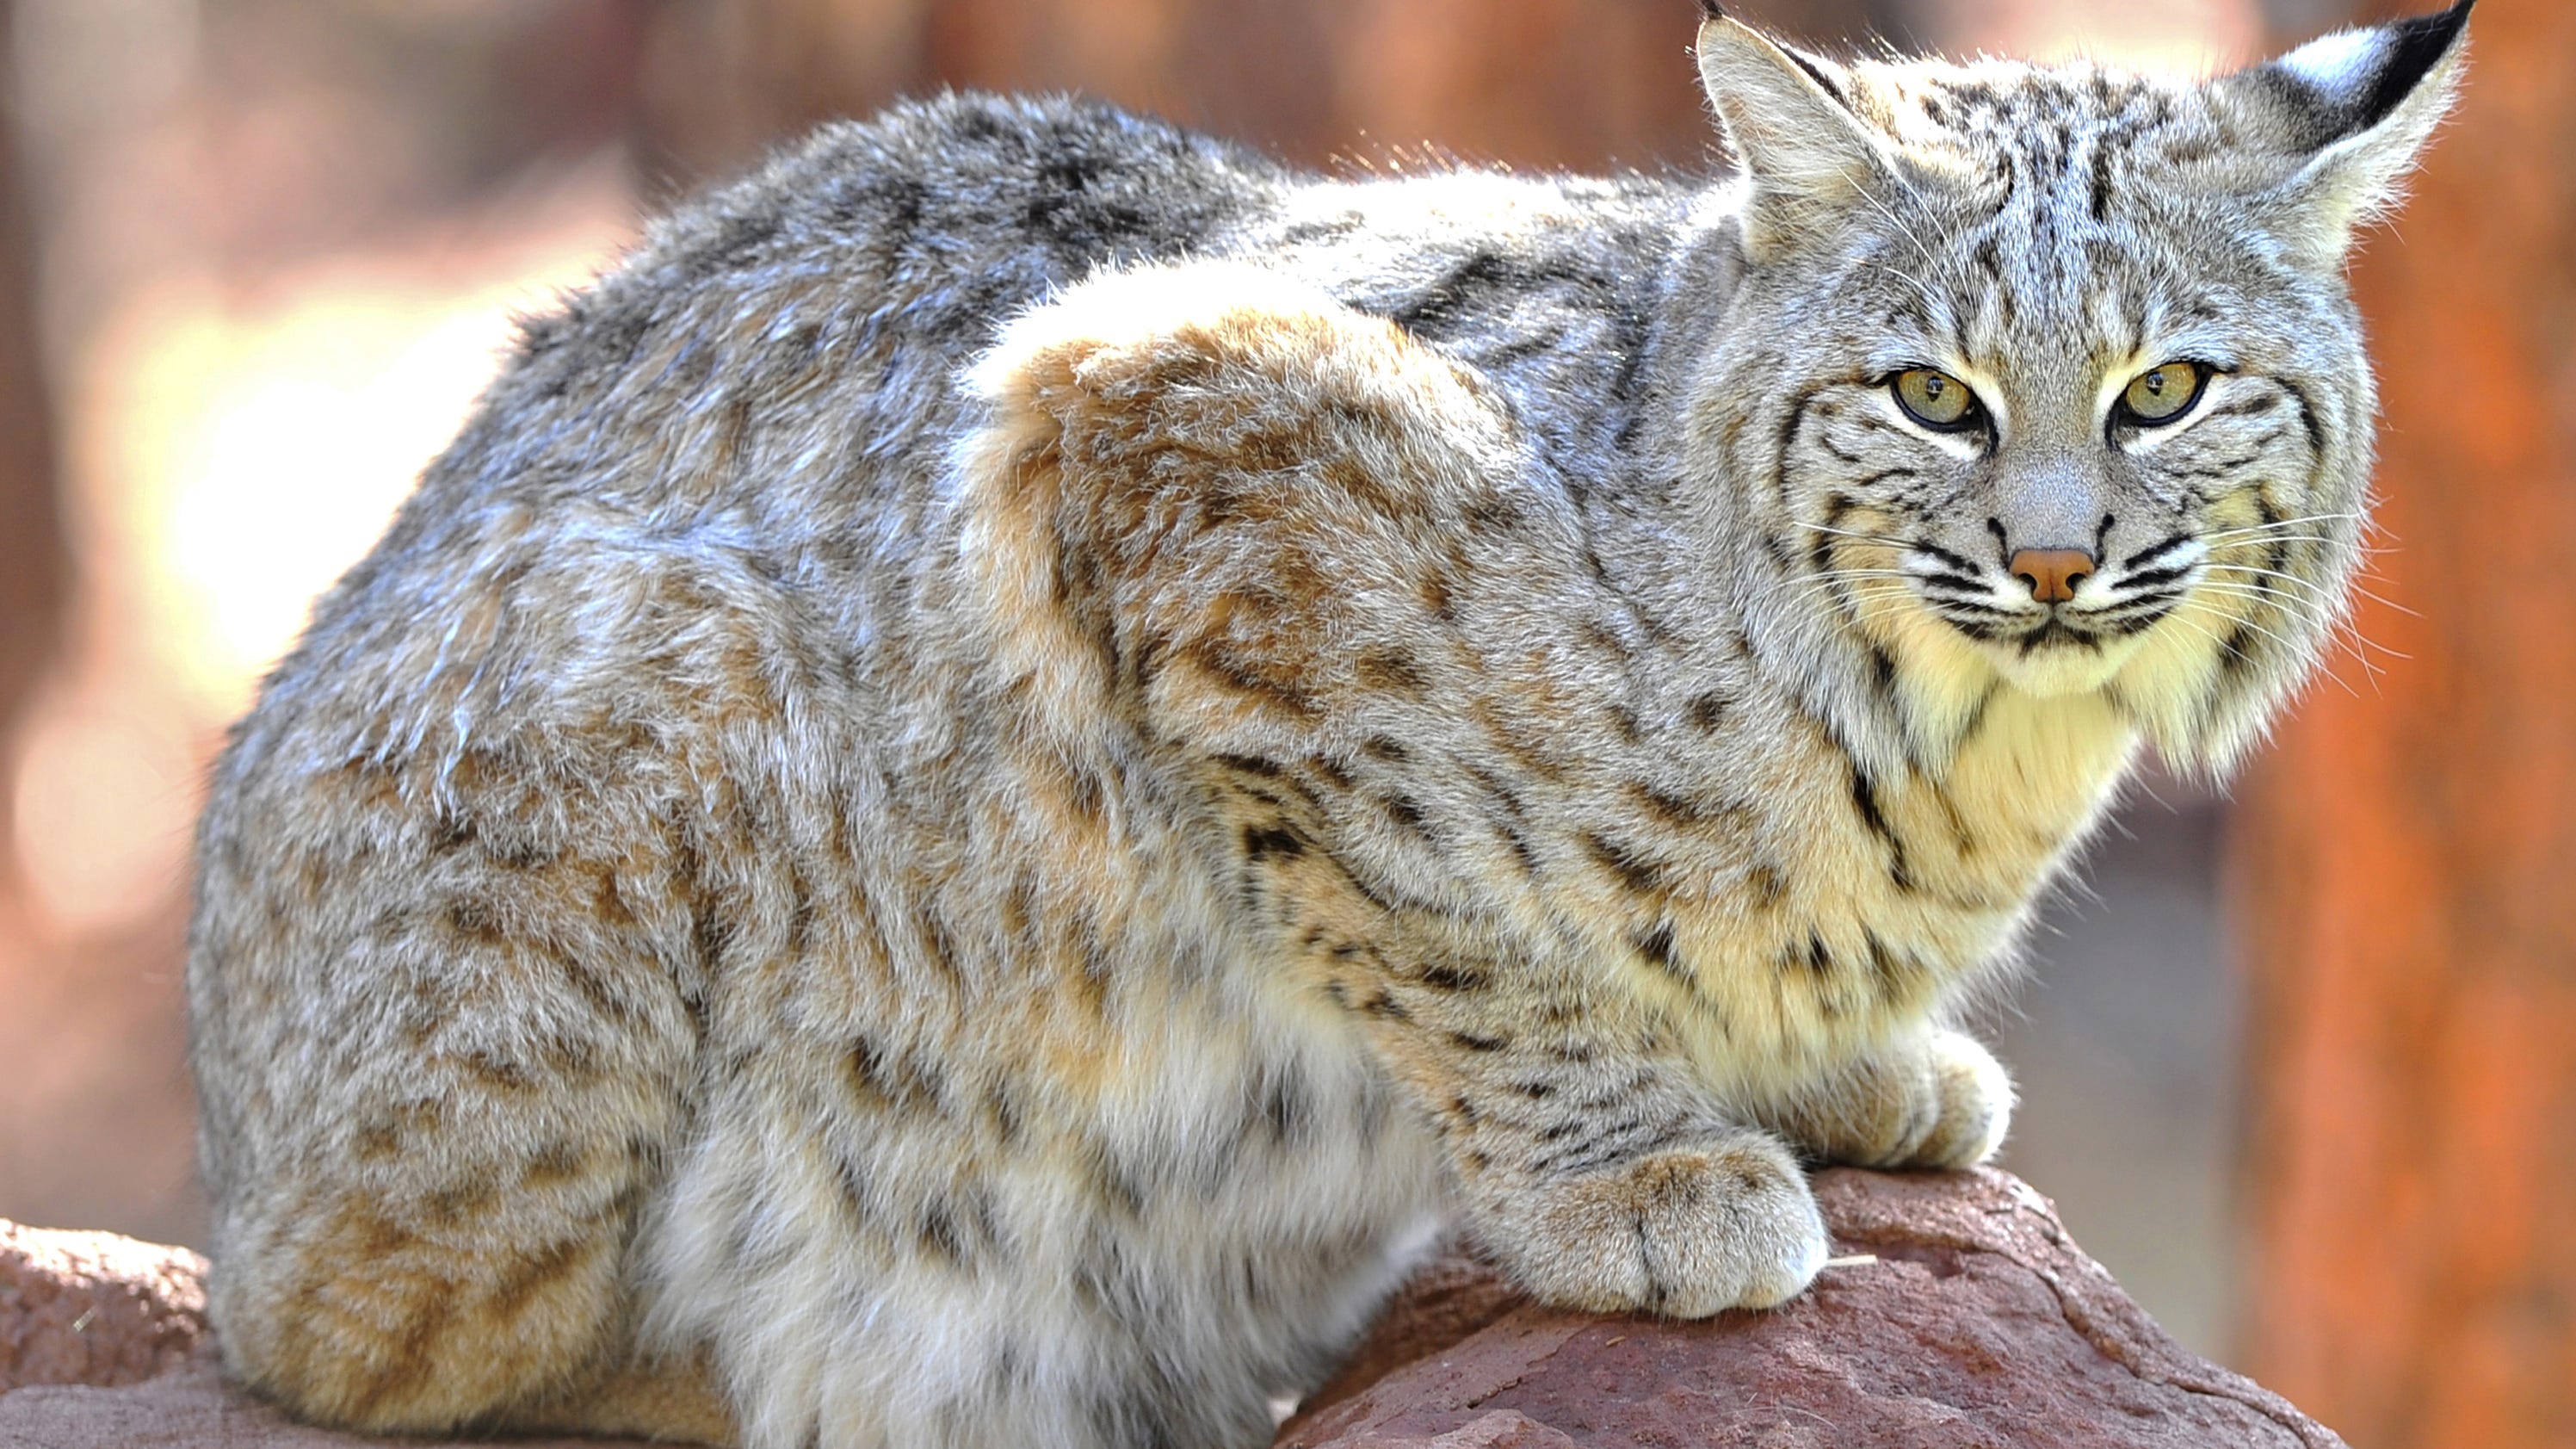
xmin=72 ymin=189 xmax=629 ymax=721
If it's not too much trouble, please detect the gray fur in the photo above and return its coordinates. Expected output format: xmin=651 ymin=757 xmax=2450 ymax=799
xmin=185 ymin=9 xmax=2466 ymax=1447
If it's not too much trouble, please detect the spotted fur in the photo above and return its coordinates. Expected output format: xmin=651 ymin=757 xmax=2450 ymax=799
xmin=187 ymin=7 xmax=2468 ymax=1446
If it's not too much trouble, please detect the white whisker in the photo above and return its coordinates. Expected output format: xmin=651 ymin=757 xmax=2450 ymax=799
xmin=1797 ymin=521 xmax=1920 ymax=549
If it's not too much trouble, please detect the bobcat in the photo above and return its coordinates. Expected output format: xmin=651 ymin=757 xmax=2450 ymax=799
xmin=186 ymin=4 xmax=2468 ymax=1446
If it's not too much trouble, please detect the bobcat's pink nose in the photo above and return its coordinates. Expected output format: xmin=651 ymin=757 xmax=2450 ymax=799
xmin=2009 ymin=548 xmax=2094 ymax=604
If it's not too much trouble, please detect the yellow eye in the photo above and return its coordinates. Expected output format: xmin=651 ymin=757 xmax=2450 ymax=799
xmin=2121 ymin=361 xmax=2207 ymax=424
xmin=1893 ymin=368 xmax=1980 ymax=430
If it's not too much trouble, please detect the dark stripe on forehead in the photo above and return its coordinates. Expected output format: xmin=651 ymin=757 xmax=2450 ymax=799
xmin=1970 ymin=234 xmax=2005 ymax=287
xmin=2089 ymin=145 xmax=2116 ymax=223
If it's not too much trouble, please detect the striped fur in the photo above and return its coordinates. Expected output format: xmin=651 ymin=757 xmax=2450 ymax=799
xmin=185 ymin=7 xmax=2468 ymax=1446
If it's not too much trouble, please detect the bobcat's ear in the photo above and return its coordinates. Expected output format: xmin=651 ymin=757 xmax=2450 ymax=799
xmin=1695 ymin=9 xmax=1901 ymax=264
xmin=2230 ymin=0 xmax=2472 ymax=269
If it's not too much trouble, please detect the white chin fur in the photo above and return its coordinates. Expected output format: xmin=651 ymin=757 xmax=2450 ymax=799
xmin=1992 ymin=638 xmax=2135 ymax=697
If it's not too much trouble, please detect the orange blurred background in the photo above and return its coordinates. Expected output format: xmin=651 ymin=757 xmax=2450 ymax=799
xmin=0 ymin=3 xmax=2561 ymax=1446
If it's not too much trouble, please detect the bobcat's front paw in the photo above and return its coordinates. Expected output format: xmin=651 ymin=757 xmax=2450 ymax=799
xmin=1904 ymin=1028 xmax=2013 ymax=1169
xmin=1486 ymin=1131 xmax=1827 ymax=1317
xmin=1768 ymin=1025 xmax=2014 ymax=1170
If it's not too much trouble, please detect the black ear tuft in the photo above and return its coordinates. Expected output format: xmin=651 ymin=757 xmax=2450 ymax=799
xmin=2237 ymin=0 xmax=2472 ymax=267
xmin=1697 ymin=0 xmax=1727 ymax=19
xmin=2257 ymin=0 xmax=2473 ymax=151
xmin=2352 ymin=0 xmax=2474 ymax=132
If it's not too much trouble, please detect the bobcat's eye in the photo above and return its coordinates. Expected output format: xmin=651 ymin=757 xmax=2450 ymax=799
xmin=1891 ymin=368 xmax=1981 ymax=431
xmin=2118 ymin=361 xmax=2208 ymax=425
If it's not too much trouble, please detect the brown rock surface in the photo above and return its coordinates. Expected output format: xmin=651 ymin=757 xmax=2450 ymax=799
xmin=1278 ymin=1167 xmax=2345 ymax=1448
xmin=1 ymin=1218 xmax=207 ymax=1391
xmin=0 ymin=1353 xmax=672 ymax=1449
xmin=0 ymin=1173 xmax=2342 ymax=1447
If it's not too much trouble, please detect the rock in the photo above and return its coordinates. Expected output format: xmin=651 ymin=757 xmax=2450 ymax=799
xmin=0 ymin=1351 xmax=673 ymax=1448
xmin=1295 ymin=1245 xmax=1531 ymax=1421
xmin=1276 ymin=1167 xmax=2345 ymax=1448
xmin=0 ymin=1218 xmax=207 ymax=1391
xmin=0 ymin=1172 xmax=2344 ymax=1447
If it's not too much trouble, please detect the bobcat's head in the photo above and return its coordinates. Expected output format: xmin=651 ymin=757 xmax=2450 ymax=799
xmin=1683 ymin=1 xmax=2468 ymax=769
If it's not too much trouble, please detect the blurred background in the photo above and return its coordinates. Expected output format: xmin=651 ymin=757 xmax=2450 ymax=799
xmin=0 ymin=3 xmax=2563 ymax=1446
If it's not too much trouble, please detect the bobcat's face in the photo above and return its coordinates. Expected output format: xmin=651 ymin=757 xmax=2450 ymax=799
xmin=1760 ymin=161 xmax=2367 ymax=705
xmin=1690 ymin=5 xmax=2468 ymax=764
